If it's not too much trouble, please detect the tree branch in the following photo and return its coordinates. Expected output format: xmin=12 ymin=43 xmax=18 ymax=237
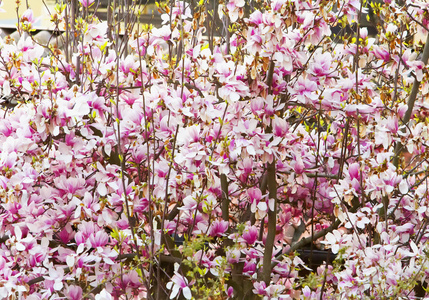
xmin=26 ymin=252 xmax=181 ymax=287
xmin=393 ymin=33 xmax=429 ymax=168
xmin=260 ymin=61 xmax=277 ymax=285
xmin=221 ymin=173 xmax=229 ymax=222
xmin=271 ymin=219 xmax=341 ymax=269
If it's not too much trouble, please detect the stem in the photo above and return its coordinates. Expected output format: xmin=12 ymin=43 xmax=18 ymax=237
xmin=355 ymin=0 xmax=364 ymax=207
xmin=262 ymin=159 xmax=277 ymax=285
xmin=113 ymin=4 xmax=152 ymax=296
xmin=158 ymin=125 xmax=179 ymax=299
xmin=272 ymin=219 xmax=342 ymax=268
xmin=221 ymin=173 xmax=229 ymax=222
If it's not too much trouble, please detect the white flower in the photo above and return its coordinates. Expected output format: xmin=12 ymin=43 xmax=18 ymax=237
xmin=322 ymin=230 xmax=350 ymax=254
xmin=95 ymin=289 xmax=113 ymax=300
xmin=386 ymin=23 xmax=397 ymax=34
xmin=166 ymin=272 xmax=192 ymax=299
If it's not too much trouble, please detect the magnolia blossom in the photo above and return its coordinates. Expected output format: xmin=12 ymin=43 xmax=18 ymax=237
xmin=345 ymin=211 xmax=370 ymax=229
xmin=21 ymin=9 xmax=36 ymax=25
xmin=94 ymin=289 xmax=113 ymax=300
xmin=226 ymin=0 xmax=245 ymax=22
xmin=166 ymin=272 xmax=192 ymax=299
xmin=309 ymin=50 xmax=333 ymax=77
xmin=323 ymin=230 xmax=351 ymax=254
xmin=241 ymin=225 xmax=259 ymax=245
xmin=66 ymin=285 xmax=83 ymax=300
xmin=208 ymin=220 xmax=229 ymax=237
xmin=79 ymin=0 xmax=95 ymax=8
xmin=289 ymin=76 xmax=318 ymax=104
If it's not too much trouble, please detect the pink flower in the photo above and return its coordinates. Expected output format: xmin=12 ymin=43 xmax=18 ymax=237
xmin=372 ymin=45 xmax=390 ymax=62
xmin=226 ymin=0 xmax=245 ymax=22
xmin=398 ymin=104 xmax=408 ymax=118
xmin=89 ymin=231 xmax=109 ymax=248
xmin=293 ymin=155 xmax=305 ymax=174
xmin=242 ymin=260 xmax=257 ymax=276
xmin=44 ymin=265 xmax=65 ymax=291
xmin=302 ymin=286 xmax=312 ymax=298
xmin=54 ymin=175 xmax=86 ymax=200
xmin=166 ymin=272 xmax=192 ymax=299
xmin=75 ymin=221 xmax=97 ymax=245
xmin=0 ymin=151 xmax=17 ymax=169
xmin=113 ymin=270 xmax=142 ymax=296
xmin=79 ymin=0 xmax=95 ymax=8
xmin=242 ymin=226 xmax=258 ymax=245
xmin=348 ymin=163 xmax=360 ymax=180
xmin=385 ymin=116 xmax=398 ymax=134
xmin=248 ymin=187 xmax=262 ymax=203
xmin=271 ymin=0 xmax=286 ymax=11
xmin=289 ymin=76 xmax=318 ymax=104
xmin=252 ymin=281 xmax=267 ymax=297
xmin=176 ymin=124 xmax=200 ymax=146
xmin=209 ymin=220 xmax=229 ymax=237
xmin=227 ymin=286 xmax=234 ymax=298
xmin=273 ymin=116 xmax=288 ymax=137
xmin=238 ymin=157 xmax=254 ymax=182
xmin=248 ymin=187 xmax=262 ymax=211
xmin=10 ymin=226 xmax=33 ymax=252
xmin=21 ymin=9 xmax=36 ymax=25
xmin=178 ymin=195 xmax=198 ymax=211
xmin=310 ymin=51 xmax=333 ymax=77
xmin=66 ymin=285 xmax=83 ymax=300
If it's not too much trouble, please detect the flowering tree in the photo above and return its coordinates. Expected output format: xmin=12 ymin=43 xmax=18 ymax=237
xmin=1 ymin=0 xmax=429 ymax=298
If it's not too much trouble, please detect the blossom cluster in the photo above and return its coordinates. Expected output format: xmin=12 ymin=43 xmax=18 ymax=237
xmin=0 ymin=0 xmax=429 ymax=299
